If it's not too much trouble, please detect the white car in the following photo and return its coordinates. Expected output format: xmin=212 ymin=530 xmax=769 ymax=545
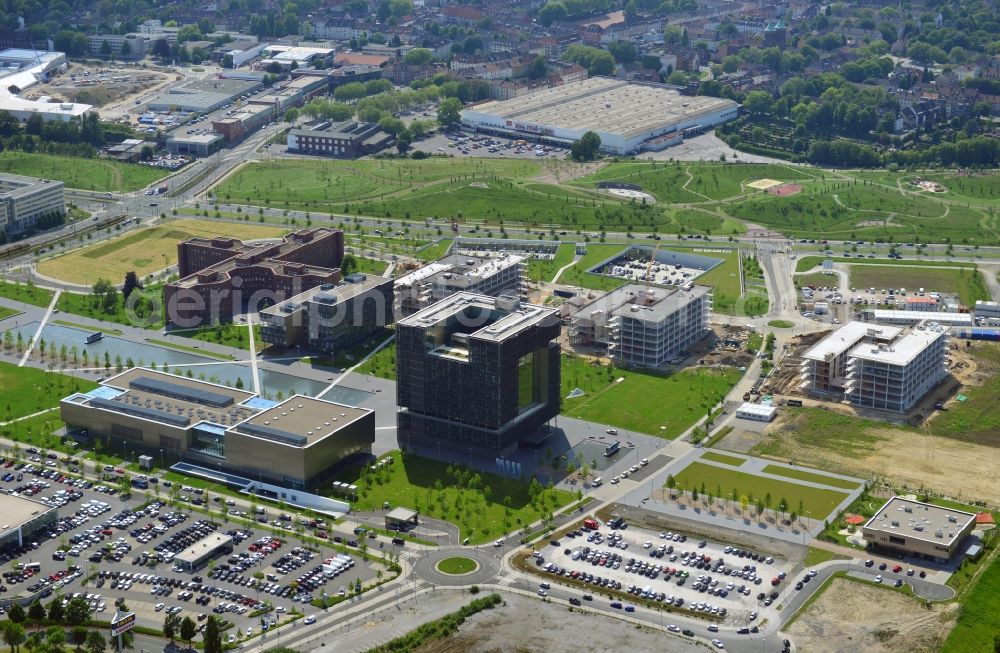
xmin=668 ymin=625 xmax=680 ymax=632
xmin=227 ymin=636 xmax=235 ymax=644
xmin=537 ymin=588 xmax=547 ymax=597
xmin=875 ymin=575 xmax=883 ymax=583
xmin=303 ymin=615 xmax=316 ymax=625
xmin=246 ymin=627 xmax=253 ymax=636
xmin=155 ymin=603 xmax=165 ymax=612
xmin=712 ymin=639 xmax=725 ymax=649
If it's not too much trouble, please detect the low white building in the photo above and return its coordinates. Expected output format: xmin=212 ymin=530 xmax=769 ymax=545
xmin=735 ymin=402 xmax=776 ymax=422
xmin=861 ymin=309 xmax=972 ymax=326
xmin=0 ymin=49 xmax=92 ymax=123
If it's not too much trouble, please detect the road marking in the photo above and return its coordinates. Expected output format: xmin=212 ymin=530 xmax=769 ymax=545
xmin=246 ymin=315 xmax=261 ymax=393
xmin=19 ymin=289 xmax=60 ymax=367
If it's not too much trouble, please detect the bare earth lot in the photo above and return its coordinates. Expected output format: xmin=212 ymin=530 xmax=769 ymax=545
xmin=785 ymin=578 xmax=957 ymax=653
xmin=414 ymin=593 xmax=702 ymax=653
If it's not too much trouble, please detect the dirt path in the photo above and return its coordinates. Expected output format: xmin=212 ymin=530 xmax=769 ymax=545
xmin=784 ymin=577 xmax=957 ymax=653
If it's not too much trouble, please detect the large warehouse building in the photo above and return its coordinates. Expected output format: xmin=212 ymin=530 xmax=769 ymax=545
xmin=461 ymin=77 xmax=739 ymax=154
xmin=60 ymin=368 xmax=374 ymax=490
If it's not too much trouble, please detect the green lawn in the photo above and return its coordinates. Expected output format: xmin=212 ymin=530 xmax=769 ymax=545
xmin=929 ymin=343 xmax=1000 ymax=446
xmin=561 ymin=356 xmax=741 ymax=437
xmin=0 ymin=361 xmax=97 ymax=420
xmin=701 ymin=451 xmax=745 ymax=467
xmin=766 ymin=320 xmax=794 ymax=328
xmin=760 ymin=464 xmax=862 ymax=490
xmin=435 ymin=557 xmax=478 ymax=574
xmin=688 ymin=247 xmax=742 ymax=314
xmin=794 ymin=271 xmax=838 ymax=288
xmin=146 ymin=339 xmax=237 ymax=360
xmin=848 ymin=265 xmax=990 ymax=306
xmin=0 ymin=306 xmax=19 ymax=320
xmin=753 ymin=407 xmax=885 ymax=458
xmin=556 ymin=243 xmax=629 ymax=291
xmin=526 ymin=243 xmax=575 ymax=282
xmin=672 ymin=461 xmax=849 ymax=518
xmin=348 ymin=255 xmax=389 ymax=276
xmin=940 ymin=557 xmax=1000 ymax=653
xmin=0 ymin=280 xmax=55 ymax=307
xmin=56 ymin=287 xmax=164 ymax=330
xmin=803 ymin=546 xmax=848 ymax=566
xmin=333 ymin=450 xmax=574 ymax=544
xmin=795 ymin=255 xmax=976 ymax=273
xmin=0 ymin=151 xmax=168 ymax=192
xmin=354 ymin=340 xmax=396 ymax=380
xmin=415 ymin=239 xmax=453 ymax=261
xmin=168 ymin=323 xmax=261 ymax=351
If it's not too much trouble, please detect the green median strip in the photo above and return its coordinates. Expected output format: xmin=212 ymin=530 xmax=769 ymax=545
xmin=145 ymin=339 xmax=237 ymax=360
xmin=701 ymin=451 xmax=746 ymax=467
xmin=761 ymin=464 xmax=862 ymax=490
xmin=53 ymin=320 xmax=124 ymax=335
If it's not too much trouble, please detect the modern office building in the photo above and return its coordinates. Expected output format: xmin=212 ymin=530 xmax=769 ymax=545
xmin=862 ymin=496 xmax=976 ymax=562
xmin=396 ymin=293 xmax=561 ymax=454
xmin=844 ymin=324 xmax=949 ymax=413
xmin=0 ymin=494 xmax=58 ymax=549
xmin=89 ymin=34 xmax=148 ymax=59
xmin=461 ymin=77 xmax=739 ymax=154
xmin=60 ymin=368 xmax=375 ymax=490
xmin=259 ymin=274 xmax=394 ymax=354
xmin=287 ymin=120 xmax=393 ymax=157
xmin=800 ymin=321 xmax=902 ymax=394
xmin=569 ymin=284 xmax=711 ymax=368
xmin=0 ymin=173 xmax=65 ymax=237
xmin=163 ymin=228 xmax=345 ymax=326
xmin=395 ymin=254 xmax=526 ymax=315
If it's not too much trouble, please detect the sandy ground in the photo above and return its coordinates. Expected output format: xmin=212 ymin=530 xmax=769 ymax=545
xmin=784 ymin=578 xmax=957 ymax=653
xmin=26 ymin=62 xmax=171 ymax=112
xmin=415 ymin=593 xmax=702 ymax=653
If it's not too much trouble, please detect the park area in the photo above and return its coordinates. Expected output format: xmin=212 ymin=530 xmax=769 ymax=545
xmin=669 ymin=461 xmax=850 ymax=518
xmin=0 ymin=151 xmax=167 ymax=191
xmin=561 ymin=355 xmax=740 ymax=437
xmin=0 ymin=361 xmax=96 ymax=421
xmin=36 ymin=219 xmax=287 ymax=285
xmin=333 ymin=450 xmax=574 ymax=544
xmin=847 ymin=264 xmax=990 ymax=306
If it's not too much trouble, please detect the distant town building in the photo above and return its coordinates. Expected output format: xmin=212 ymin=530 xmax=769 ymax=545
xmin=396 ymin=293 xmax=561 ymax=454
xmin=89 ymin=34 xmax=148 ymax=59
xmin=286 ymin=120 xmax=393 ymax=157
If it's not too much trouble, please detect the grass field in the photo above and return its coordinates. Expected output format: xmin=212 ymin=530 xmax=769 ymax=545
xmin=0 ymin=280 xmax=55 ymax=307
xmin=0 ymin=306 xmax=18 ymax=320
xmin=415 ymin=239 xmax=453 ymax=261
xmin=848 ymin=265 xmax=990 ymax=305
xmin=333 ymin=450 xmax=574 ymax=544
xmin=561 ymin=355 xmax=740 ymax=437
xmin=760 ymin=464 xmax=861 ymax=490
xmin=766 ymin=320 xmax=795 ymax=328
xmin=348 ymin=255 xmax=390 ymax=275
xmin=145 ymin=339 xmax=236 ymax=360
xmin=795 ymin=255 xmax=976 ymax=273
xmin=526 ymin=243 xmax=575 ymax=282
xmin=573 ymin=162 xmax=812 ymax=202
xmin=672 ymin=461 xmax=850 ymax=517
xmin=354 ymin=340 xmax=396 ymax=380
xmin=435 ymin=557 xmax=478 ymax=574
xmin=168 ymin=323 xmax=261 ymax=351
xmin=38 ymin=219 xmax=288 ymax=285
xmin=0 ymin=361 xmax=97 ymax=420
xmin=929 ymin=343 xmax=1000 ymax=445
xmin=793 ymin=271 xmax=838 ymax=288
xmin=701 ymin=451 xmax=746 ymax=467
xmin=0 ymin=151 xmax=168 ymax=191
xmin=52 ymin=320 xmax=122 ymax=335
xmin=940 ymin=557 xmax=1000 ymax=653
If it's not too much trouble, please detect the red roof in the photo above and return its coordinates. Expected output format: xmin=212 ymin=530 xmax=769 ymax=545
xmin=844 ymin=514 xmax=866 ymax=525
xmin=976 ymin=512 xmax=994 ymax=525
xmin=442 ymin=5 xmax=482 ymax=20
xmin=334 ymin=53 xmax=390 ymax=67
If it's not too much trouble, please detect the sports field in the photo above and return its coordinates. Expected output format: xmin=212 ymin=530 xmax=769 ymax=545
xmin=847 ymin=265 xmax=990 ymax=305
xmin=37 ymin=219 xmax=287 ymax=285
xmin=0 ymin=151 xmax=168 ymax=191
xmin=671 ymin=461 xmax=850 ymax=518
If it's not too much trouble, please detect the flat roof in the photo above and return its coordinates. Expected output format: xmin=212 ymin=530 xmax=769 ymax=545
xmin=232 ymin=396 xmax=372 ymax=446
xmin=848 ymin=326 xmax=948 ymax=366
xmin=88 ymin=368 xmax=259 ymax=428
xmin=175 ymin=533 xmax=233 ymax=564
xmin=0 ymin=494 xmax=55 ymax=531
xmin=736 ymin=402 xmax=776 ymax=416
xmin=432 ymin=253 xmax=525 ymax=287
xmin=465 ymin=77 xmax=738 ymax=140
xmin=385 ymin=507 xmax=418 ymax=521
xmin=863 ymin=496 xmax=976 ymax=547
xmin=260 ymin=274 xmax=391 ymax=317
xmin=398 ymin=292 xmax=558 ymax=342
xmin=395 ymin=262 xmax=450 ymax=287
xmin=609 ymin=284 xmax=711 ymax=322
xmin=802 ymin=321 xmax=902 ymax=362
xmin=863 ymin=310 xmax=972 ymax=325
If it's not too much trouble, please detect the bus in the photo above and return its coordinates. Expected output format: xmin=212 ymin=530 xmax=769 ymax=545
xmin=604 ymin=441 xmax=621 ymax=457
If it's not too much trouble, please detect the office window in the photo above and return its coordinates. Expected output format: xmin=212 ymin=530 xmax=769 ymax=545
xmin=517 ymin=351 xmax=538 ymax=414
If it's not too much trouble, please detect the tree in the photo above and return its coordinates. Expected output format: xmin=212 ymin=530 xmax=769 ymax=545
xmin=152 ymin=39 xmax=172 ymax=60
xmin=179 ymin=617 xmax=196 ymax=648
xmin=608 ymin=40 xmax=637 ymax=64
xmin=122 ymin=272 xmax=142 ymax=303
xmin=47 ymin=599 xmax=64 ymax=623
xmin=437 ymin=97 xmax=463 ymax=126
xmin=341 ymin=253 xmax=359 ymax=276
xmin=84 ymin=633 xmax=105 ymax=653
xmin=743 ymin=90 xmax=772 ymax=116
xmin=70 ymin=628 xmax=87 ymax=653
xmin=46 ymin=627 xmax=67 ymax=653
xmin=588 ymin=51 xmax=615 ymax=76
xmin=65 ymin=597 xmax=90 ymax=626
xmin=99 ymin=40 xmax=112 ymax=58
xmin=528 ymin=55 xmax=548 ymax=80
xmin=163 ymin=613 xmax=181 ymax=643
xmin=27 ymin=601 xmax=46 ymax=623
xmin=203 ymin=617 xmax=222 ymax=653
xmin=2 ymin=622 xmax=26 ymax=653
xmin=403 ymin=48 xmax=432 ymax=65
xmin=119 ymin=41 xmax=130 ymax=58
xmin=666 ymin=474 xmax=676 ymax=496
xmin=7 ymin=604 xmax=25 ymax=624
xmin=570 ymin=131 xmax=601 ymax=161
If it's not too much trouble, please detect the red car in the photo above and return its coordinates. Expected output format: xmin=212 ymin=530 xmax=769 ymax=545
xmin=892 ymin=565 xmax=903 ymax=573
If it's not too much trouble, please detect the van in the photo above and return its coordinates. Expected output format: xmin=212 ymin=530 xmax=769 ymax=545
xmin=303 ymin=615 xmax=316 ymax=625
xmin=591 ymin=477 xmax=603 ymax=487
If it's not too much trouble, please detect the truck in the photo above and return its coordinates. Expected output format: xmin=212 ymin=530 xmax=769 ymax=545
xmin=583 ymin=518 xmax=599 ymax=531
xmin=604 ymin=440 xmax=621 ymax=457
xmin=156 ymin=184 xmax=168 ymax=195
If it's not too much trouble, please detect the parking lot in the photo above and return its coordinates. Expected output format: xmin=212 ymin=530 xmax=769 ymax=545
xmin=410 ymin=131 xmax=571 ymax=160
xmin=530 ymin=517 xmax=798 ymax=629
xmin=0 ymin=454 xmax=384 ymax=641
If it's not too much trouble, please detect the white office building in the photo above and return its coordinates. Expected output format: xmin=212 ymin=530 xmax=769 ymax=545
xmin=569 ymin=284 xmax=711 ymax=368
xmin=800 ymin=321 xmax=901 ymax=394
xmin=844 ymin=325 xmax=949 ymax=413
xmin=0 ymin=173 xmax=65 ymax=237
xmin=395 ymin=254 xmax=526 ymax=315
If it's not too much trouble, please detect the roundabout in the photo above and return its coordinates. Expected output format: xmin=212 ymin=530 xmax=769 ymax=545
xmin=414 ymin=548 xmax=502 ymax=586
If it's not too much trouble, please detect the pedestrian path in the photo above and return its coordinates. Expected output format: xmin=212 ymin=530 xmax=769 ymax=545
xmin=19 ymin=289 xmax=60 ymax=367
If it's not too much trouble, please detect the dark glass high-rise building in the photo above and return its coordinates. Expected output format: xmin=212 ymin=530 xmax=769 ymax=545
xmin=396 ymin=293 xmax=561 ymax=454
